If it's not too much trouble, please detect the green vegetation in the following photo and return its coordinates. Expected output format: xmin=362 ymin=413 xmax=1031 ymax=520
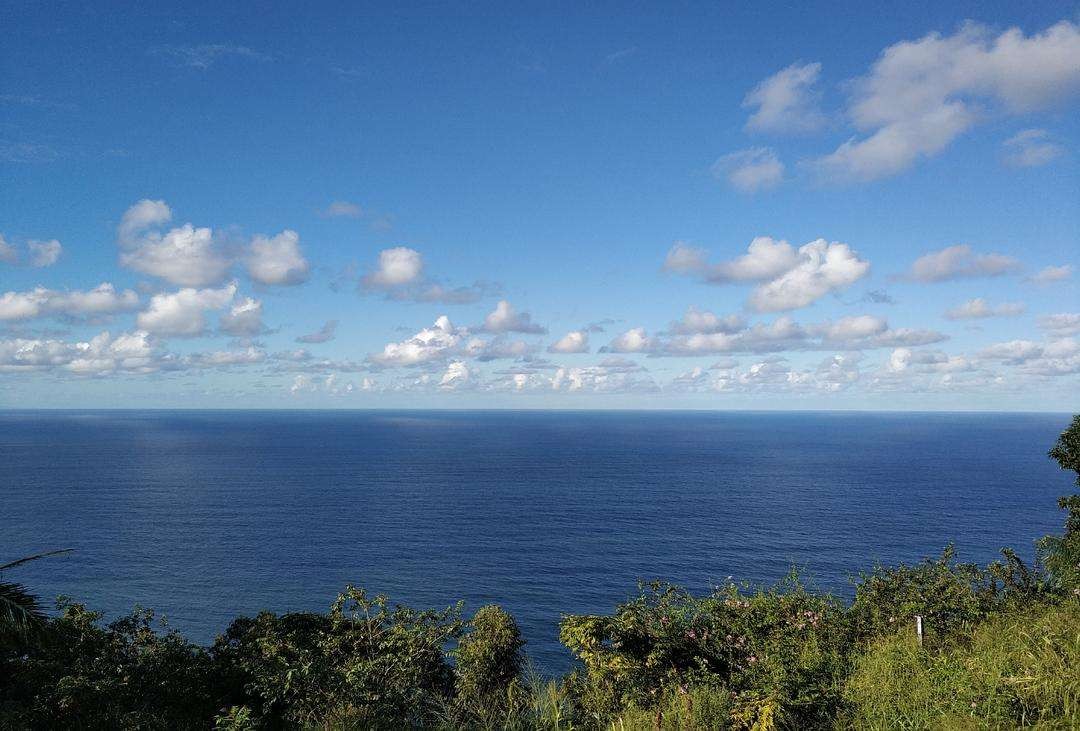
xmin=2 ymin=415 xmax=1080 ymax=729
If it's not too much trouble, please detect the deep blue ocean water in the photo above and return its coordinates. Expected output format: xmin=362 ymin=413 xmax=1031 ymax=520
xmin=2 ymin=410 xmax=1074 ymax=672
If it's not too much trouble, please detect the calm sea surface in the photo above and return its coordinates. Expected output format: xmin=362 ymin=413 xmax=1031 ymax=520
xmin=1 ymin=410 xmax=1073 ymax=672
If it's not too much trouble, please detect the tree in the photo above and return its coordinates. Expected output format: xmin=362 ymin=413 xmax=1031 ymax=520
xmin=1049 ymin=414 xmax=1080 ymax=487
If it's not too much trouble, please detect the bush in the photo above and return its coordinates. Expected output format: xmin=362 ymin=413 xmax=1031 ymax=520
xmin=849 ymin=545 xmax=1000 ymax=643
xmin=210 ymin=586 xmax=463 ymax=728
xmin=453 ymin=605 xmax=526 ymax=710
xmin=560 ymin=572 xmax=851 ymax=728
xmin=0 ymin=601 xmax=216 ymax=729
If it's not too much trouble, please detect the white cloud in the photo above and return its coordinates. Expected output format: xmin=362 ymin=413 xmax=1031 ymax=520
xmin=744 ymin=62 xmax=826 ymax=133
xmin=246 ymin=230 xmax=310 ymax=286
xmin=548 ymin=330 xmax=590 ymax=354
xmin=747 ymin=239 xmax=870 ymax=312
xmin=364 ymin=246 xmax=424 ymax=288
xmin=119 ymin=200 xmax=308 ymax=287
xmin=812 ymin=20 xmax=1080 ymax=181
xmin=705 ymin=237 xmax=800 ymax=283
xmin=119 ymin=199 xmax=171 ymax=242
xmin=0 ymin=330 xmax=158 ymax=375
xmin=118 ymin=200 xmax=231 ymax=287
xmin=296 ymin=320 xmax=338 ymax=344
xmin=979 ymin=339 xmax=1043 ymax=364
xmin=711 ymin=148 xmax=784 ymax=192
xmin=1003 ymin=129 xmax=1065 ymax=167
xmin=27 ymin=239 xmax=61 ymax=267
xmin=663 ymin=242 xmax=709 ymax=274
xmin=603 ymin=327 xmax=652 ymax=353
xmin=944 ymin=298 xmax=1025 ymax=320
xmin=668 ymin=306 xmax=745 ymax=335
xmin=439 ymin=360 xmax=474 ymax=390
xmin=667 ymin=237 xmax=869 ymax=312
xmin=358 ymin=247 xmax=491 ymax=304
xmin=1027 ymin=264 xmax=1073 ymax=284
xmin=654 ymin=314 xmax=944 ymax=356
xmin=0 ymin=283 xmax=140 ymax=321
xmin=136 ymin=282 xmax=237 ymax=336
xmin=370 ymin=315 xmax=465 ymax=366
xmin=905 ymin=244 xmax=1021 ymax=282
xmin=481 ymin=300 xmax=546 ymax=334
xmin=1039 ymin=313 xmax=1080 ymax=336
xmin=219 ymin=297 xmax=264 ymax=336
xmin=467 ymin=337 xmax=538 ymax=362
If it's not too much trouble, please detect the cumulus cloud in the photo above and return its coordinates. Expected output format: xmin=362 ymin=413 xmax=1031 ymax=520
xmin=668 ymin=306 xmax=745 ymax=335
xmin=666 ymin=237 xmax=869 ymax=312
xmin=118 ymin=200 xmax=231 ymax=286
xmin=811 ymin=20 xmax=1080 ymax=182
xmin=360 ymin=247 xmax=492 ymax=304
xmin=27 ymin=239 xmax=61 ymax=267
xmin=364 ymin=246 xmax=424 ymax=288
xmin=1026 ymin=264 xmax=1073 ymax=284
xmin=0 ymin=235 xmax=62 ymax=267
xmin=467 ymin=337 xmax=538 ymax=362
xmin=602 ymin=327 xmax=653 ymax=353
xmin=0 ymin=283 xmax=139 ymax=321
xmin=1038 ymin=313 xmax=1080 ymax=337
xmin=481 ymin=300 xmax=546 ymax=334
xmin=0 ymin=330 xmax=158 ymax=375
xmin=370 ymin=315 xmax=465 ymax=367
xmin=548 ymin=330 xmax=590 ymax=354
xmin=711 ymin=148 xmax=784 ymax=192
xmin=550 ymin=361 xmax=658 ymax=394
xmin=747 ymin=240 xmax=870 ymax=312
xmin=905 ymin=244 xmax=1021 ymax=282
xmin=744 ymin=62 xmax=826 ymax=133
xmin=1003 ymin=129 xmax=1065 ymax=167
xmin=439 ymin=361 xmax=474 ymax=390
xmin=136 ymin=282 xmax=237 ymax=336
xmin=246 ymin=230 xmax=310 ymax=285
xmin=703 ymin=237 xmax=801 ymax=283
xmin=296 ymin=320 xmax=338 ymax=344
xmin=219 ymin=297 xmax=265 ymax=336
xmin=979 ymin=339 xmax=1044 ymax=364
xmin=944 ymin=298 xmax=1025 ymax=320
xmin=118 ymin=200 xmax=308 ymax=287
xmin=662 ymin=242 xmax=709 ymax=274
xmin=643 ymin=314 xmax=945 ymax=357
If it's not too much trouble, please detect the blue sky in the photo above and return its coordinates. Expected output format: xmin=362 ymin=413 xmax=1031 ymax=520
xmin=1 ymin=1 xmax=1077 ymax=409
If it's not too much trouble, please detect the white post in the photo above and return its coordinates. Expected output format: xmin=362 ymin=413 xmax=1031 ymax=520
xmin=915 ymin=615 xmax=924 ymax=646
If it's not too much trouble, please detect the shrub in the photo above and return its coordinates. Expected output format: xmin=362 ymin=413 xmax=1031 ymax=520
xmin=211 ymin=586 xmax=463 ymax=728
xmin=560 ymin=572 xmax=851 ymax=728
xmin=849 ymin=545 xmax=1000 ymax=643
xmin=454 ymin=604 xmax=526 ymax=709
xmin=0 ymin=601 xmax=216 ymax=729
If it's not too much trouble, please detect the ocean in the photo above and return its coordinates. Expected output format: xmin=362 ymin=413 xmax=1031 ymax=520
xmin=1 ymin=410 xmax=1073 ymax=672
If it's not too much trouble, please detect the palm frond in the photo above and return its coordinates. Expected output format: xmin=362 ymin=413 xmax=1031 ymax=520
xmin=0 ymin=548 xmax=74 ymax=572
xmin=0 ymin=580 xmax=46 ymax=638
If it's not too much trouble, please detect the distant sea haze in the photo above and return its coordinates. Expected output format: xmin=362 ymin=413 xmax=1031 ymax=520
xmin=3 ymin=410 xmax=1073 ymax=673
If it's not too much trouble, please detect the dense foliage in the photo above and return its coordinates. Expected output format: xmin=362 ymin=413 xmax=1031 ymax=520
xmin=2 ymin=415 xmax=1079 ymax=729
